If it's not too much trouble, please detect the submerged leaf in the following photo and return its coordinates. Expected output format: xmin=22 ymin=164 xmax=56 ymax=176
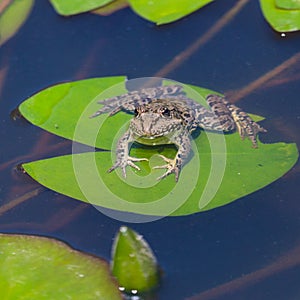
xmin=111 ymin=226 xmax=159 ymax=292
xmin=0 ymin=0 xmax=34 ymax=47
xmin=0 ymin=234 xmax=122 ymax=299
xmin=49 ymin=0 xmax=114 ymax=16
xmin=19 ymin=76 xmax=299 ymax=216
xmin=128 ymin=0 xmax=213 ymax=25
xmin=260 ymin=0 xmax=300 ymax=32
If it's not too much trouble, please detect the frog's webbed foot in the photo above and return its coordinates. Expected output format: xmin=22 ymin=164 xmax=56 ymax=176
xmin=153 ymin=155 xmax=181 ymax=182
xmin=230 ymin=108 xmax=267 ymax=148
xmin=108 ymin=156 xmax=148 ymax=178
xmin=205 ymin=95 xmax=267 ymax=148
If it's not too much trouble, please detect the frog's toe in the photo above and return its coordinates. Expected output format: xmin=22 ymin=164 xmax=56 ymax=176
xmin=108 ymin=163 xmax=131 ymax=178
xmin=155 ymin=154 xmax=173 ymax=164
xmin=156 ymin=166 xmax=180 ymax=182
xmin=127 ymin=161 xmax=141 ymax=171
xmin=232 ymin=111 xmax=267 ymax=148
xmin=156 ymin=169 xmax=172 ymax=181
xmin=129 ymin=156 xmax=149 ymax=163
xmin=152 ymin=155 xmax=173 ymax=172
xmin=244 ymin=123 xmax=267 ymax=148
xmin=127 ymin=156 xmax=148 ymax=171
xmin=153 ymin=157 xmax=180 ymax=181
xmin=108 ymin=163 xmax=126 ymax=177
xmin=108 ymin=156 xmax=148 ymax=178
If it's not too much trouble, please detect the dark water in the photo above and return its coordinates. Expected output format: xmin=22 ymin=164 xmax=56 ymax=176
xmin=0 ymin=0 xmax=300 ymax=299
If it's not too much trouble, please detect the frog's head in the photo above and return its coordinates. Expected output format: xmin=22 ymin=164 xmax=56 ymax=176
xmin=130 ymin=102 xmax=183 ymax=139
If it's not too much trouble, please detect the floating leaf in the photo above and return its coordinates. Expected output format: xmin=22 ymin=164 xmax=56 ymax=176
xmin=22 ymin=139 xmax=298 ymax=216
xmin=92 ymin=0 xmax=129 ymax=16
xmin=19 ymin=76 xmax=128 ymax=150
xmin=0 ymin=0 xmax=34 ymax=47
xmin=19 ymin=76 xmax=299 ymax=216
xmin=260 ymin=0 xmax=300 ymax=32
xmin=0 ymin=234 xmax=122 ymax=299
xmin=19 ymin=77 xmax=218 ymax=150
xmin=49 ymin=0 xmax=114 ymax=16
xmin=128 ymin=0 xmax=213 ymax=25
xmin=111 ymin=226 xmax=159 ymax=292
xmin=275 ymin=0 xmax=300 ymax=10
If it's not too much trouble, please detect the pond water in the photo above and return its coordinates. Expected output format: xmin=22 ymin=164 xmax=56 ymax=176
xmin=0 ymin=0 xmax=300 ymax=299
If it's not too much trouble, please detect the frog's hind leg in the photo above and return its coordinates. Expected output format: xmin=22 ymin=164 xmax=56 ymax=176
xmin=205 ymin=94 xmax=267 ymax=148
xmin=227 ymin=103 xmax=267 ymax=147
xmin=204 ymin=95 xmax=236 ymax=131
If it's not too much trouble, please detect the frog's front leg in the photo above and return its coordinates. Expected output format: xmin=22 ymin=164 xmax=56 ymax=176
xmin=153 ymin=130 xmax=191 ymax=182
xmin=90 ymin=85 xmax=185 ymax=118
xmin=109 ymin=131 xmax=148 ymax=178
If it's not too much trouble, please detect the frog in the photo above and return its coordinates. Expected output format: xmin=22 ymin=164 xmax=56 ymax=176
xmin=91 ymin=84 xmax=266 ymax=181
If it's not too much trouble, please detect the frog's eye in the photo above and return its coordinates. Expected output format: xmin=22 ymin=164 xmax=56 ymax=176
xmin=134 ymin=108 xmax=139 ymax=116
xmin=162 ymin=108 xmax=171 ymax=117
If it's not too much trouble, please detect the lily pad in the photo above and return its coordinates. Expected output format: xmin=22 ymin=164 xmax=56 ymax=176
xmin=0 ymin=0 xmax=34 ymax=47
xmin=275 ymin=0 xmax=300 ymax=10
xmin=92 ymin=0 xmax=129 ymax=16
xmin=49 ymin=0 xmax=114 ymax=16
xmin=0 ymin=234 xmax=122 ymax=299
xmin=19 ymin=76 xmax=299 ymax=216
xmin=128 ymin=0 xmax=213 ymax=25
xmin=19 ymin=76 xmax=128 ymax=150
xmin=111 ymin=226 xmax=159 ymax=292
xmin=260 ymin=0 xmax=300 ymax=32
xmin=22 ymin=137 xmax=298 ymax=216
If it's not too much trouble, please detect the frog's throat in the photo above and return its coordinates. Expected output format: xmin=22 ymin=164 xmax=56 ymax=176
xmin=134 ymin=135 xmax=173 ymax=146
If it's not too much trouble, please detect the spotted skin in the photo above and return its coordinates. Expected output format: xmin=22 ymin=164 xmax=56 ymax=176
xmin=91 ymin=85 xmax=266 ymax=181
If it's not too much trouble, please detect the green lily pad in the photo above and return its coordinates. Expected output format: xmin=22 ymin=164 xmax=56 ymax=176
xmin=92 ymin=0 xmax=129 ymax=16
xmin=0 ymin=233 xmax=122 ymax=299
xmin=128 ymin=0 xmax=213 ymax=25
xmin=275 ymin=0 xmax=300 ymax=10
xmin=19 ymin=76 xmax=298 ymax=216
xmin=18 ymin=77 xmax=220 ymax=150
xmin=111 ymin=226 xmax=159 ymax=292
xmin=22 ymin=138 xmax=298 ymax=216
xmin=260 ymin=0 xmax=300 ymax=32
xmin=19 ymin=76 xmax=128 ymax=150
xmin=49 ymin=0 xmax=114 ymax=16
xmin=0 ymin=0 xmax=34 ymax=47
